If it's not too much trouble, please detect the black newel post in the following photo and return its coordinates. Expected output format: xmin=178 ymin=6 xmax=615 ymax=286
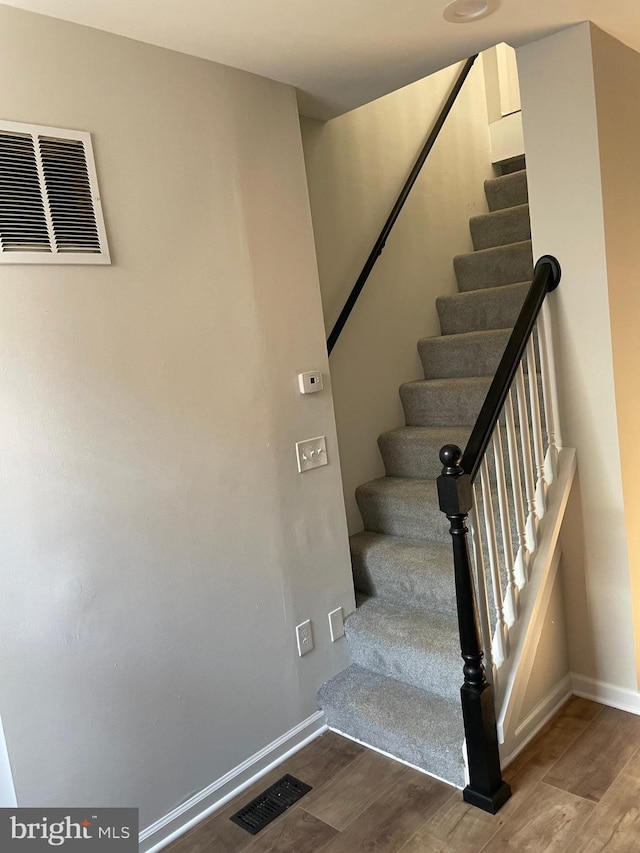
xmin=437 ymin=444 xmax=511 ymax=813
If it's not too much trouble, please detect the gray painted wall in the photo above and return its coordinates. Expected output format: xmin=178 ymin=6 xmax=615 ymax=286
xmin=0 ymin=4 xmax=354 ymax=830
xmin=301 ymin=62 xmax=496 ymax=533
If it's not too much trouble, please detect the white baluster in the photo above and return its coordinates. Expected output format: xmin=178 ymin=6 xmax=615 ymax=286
xmin=526 ymin=338 xmax=547 ymax=518
xmin=537 ymin=306 xmax=561 ymax=482
xmin=480 ymin=456 xmax=509 ymax=667
xmin=492 ymin=423 xmax=518 ymax=626
xmin=516 ymin=364 xmax=538 ymax=553
xmin=504 ymin=390 xmax=529 ymax=587
xmin=469 ymin=490 xmax=496 ymax=687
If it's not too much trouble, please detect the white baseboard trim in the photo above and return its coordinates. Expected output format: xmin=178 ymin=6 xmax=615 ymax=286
xmin=0 ymin=714 xmax=17 ymax=808
xmin=571 ymin=673 xmax=640 ymax=715
xmin=514 ymin=673 xmax=573 ymax=743
xmin=140 ymin=711 xmax=327 ymax=853
xmin=500 ymin=673 xmax=573 ymax=768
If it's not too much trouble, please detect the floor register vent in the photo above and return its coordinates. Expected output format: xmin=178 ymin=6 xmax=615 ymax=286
xmin=229 ymin=774 xmax=312 ymax=835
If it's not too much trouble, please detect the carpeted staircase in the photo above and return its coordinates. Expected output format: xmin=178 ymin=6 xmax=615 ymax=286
xmin=318 ymin=167 xmax=532 ymax=786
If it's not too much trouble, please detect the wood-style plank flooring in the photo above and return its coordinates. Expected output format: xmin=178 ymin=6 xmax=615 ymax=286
xmin=165 ymin=698 xmax=640 ymax=852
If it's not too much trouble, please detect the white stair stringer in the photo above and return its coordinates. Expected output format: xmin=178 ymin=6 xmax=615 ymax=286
xmin=495 ymin=447 xmax=577 ymax=754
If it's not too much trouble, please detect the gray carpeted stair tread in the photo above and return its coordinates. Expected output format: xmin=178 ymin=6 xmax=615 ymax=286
xmin=437 ymin=282 xmax=530 ymax=335
xmin=484 ymin=169 xmax=528 ymax=211
xmin=346 ymin=599 xmax=461 ymax=698
xmin=355 ymin=477 xmax=447 ymax=543
xmin=454 ymin=240 xmax=533 ymax=293
xmin=317 ymin=664 xmax=465 ymax=786
xmin=350 ymin=532 xmax=455 ymax=613
xmin=400 ymin=376 xmax=492 ymax=427
xmin=419 ymin=328 xmax=511 ymax=380
xmin=470 ymin=203 xmax=531 ymax=251
xmin=378 ymin=425 xmax=470 ymax=479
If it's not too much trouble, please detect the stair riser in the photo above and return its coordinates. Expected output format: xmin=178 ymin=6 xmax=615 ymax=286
xmin=500 ymin=156 xmax=526 ymax=175
xmin=400 ymin=380 xmax=491 ymax=427
xmin=470 ymin=204 xmax=531 ymax=251
xmin=485 ymin=170 xmax=528 ymax=211
xmin=346 ymin=622 xmax=461 ymax=700
xmin=377 ymin=439 xmax=450 ymax=480
xmin=317 ymin=665 xmax=466 ymax=786
xmin=419 ymin=329 xmax=511 ymax=380
xmin=378 ymin=429 xmax=470 ymax=479
xmin=350 ymin=534 xmax=456 ymax=613
xmin=437 ymin=283 xmax=529 ymax=335
xmin=356 ymin=487 xmax=449 ymax=543
xmin=380 ymin=404 xmax=545 ymax=481
xmin=454 ymin=241 xmax=533 ymax=293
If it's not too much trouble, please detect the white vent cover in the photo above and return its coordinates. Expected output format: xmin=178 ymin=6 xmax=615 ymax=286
xmin=0 ymin=119 xmax=110 ymax=264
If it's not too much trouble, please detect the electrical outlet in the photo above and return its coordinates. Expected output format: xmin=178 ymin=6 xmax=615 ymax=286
xmin=295 ymin=436 xmax=328 ymax=473
xmin=328 ymin=607 xmax=345 ymax=642
xmin=295 ymin=619 xmax=314 ymax=656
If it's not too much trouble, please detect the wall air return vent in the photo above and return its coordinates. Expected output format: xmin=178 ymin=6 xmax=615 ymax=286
xmin=0 ymin=119 xmax=110 ymax=264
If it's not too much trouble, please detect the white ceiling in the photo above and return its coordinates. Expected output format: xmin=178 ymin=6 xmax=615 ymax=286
xmin=2 ymin=0 xmax=640 ymax=119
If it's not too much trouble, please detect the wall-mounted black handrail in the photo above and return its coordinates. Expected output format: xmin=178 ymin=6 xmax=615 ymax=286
xmin=437 ymin=254 xmax=561 ymax=815
xmin=327 ymin=54 xmax=478 ymax=356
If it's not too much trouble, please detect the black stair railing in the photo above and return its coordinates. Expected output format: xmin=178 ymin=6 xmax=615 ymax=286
xmin=327 ymin=55 xmax=478 ymax=356
xmin=437 ymin=254 xmax=561 ymax=813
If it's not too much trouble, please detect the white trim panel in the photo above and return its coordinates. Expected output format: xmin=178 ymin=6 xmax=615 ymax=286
xmin=496 ymin=447 xmax=576 ymax=744
xmin=500 ymin=673 xmax=572 ymax=768
xmin=496 ymin=43 xmax=522 ymax=116
xmin=489 ymin=112 xmax=524 ymax=165
xmin=140 ymin=711 xmax=327 ymax=853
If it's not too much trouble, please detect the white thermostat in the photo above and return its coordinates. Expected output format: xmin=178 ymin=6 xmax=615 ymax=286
xmin=297 ymin=371 xmax=324 ymax=394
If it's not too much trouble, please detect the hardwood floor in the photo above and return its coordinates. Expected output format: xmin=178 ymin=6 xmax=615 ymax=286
xmin=164 ymin=698 xmax=640 ymax=852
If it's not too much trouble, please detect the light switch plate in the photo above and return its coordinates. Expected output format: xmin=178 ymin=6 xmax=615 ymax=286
xmin=328 ymin=607 xmax=345 ymax=642
xmin=296 ymin=436 xmax=328 ymax=473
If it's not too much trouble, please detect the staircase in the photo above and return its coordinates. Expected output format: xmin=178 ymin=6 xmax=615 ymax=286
xmin=318 ymin=166 xmax=532 ymax=786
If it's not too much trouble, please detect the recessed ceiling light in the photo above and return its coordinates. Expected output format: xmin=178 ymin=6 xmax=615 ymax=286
xmin=443 ymin=0 xmax=499 ymax=23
